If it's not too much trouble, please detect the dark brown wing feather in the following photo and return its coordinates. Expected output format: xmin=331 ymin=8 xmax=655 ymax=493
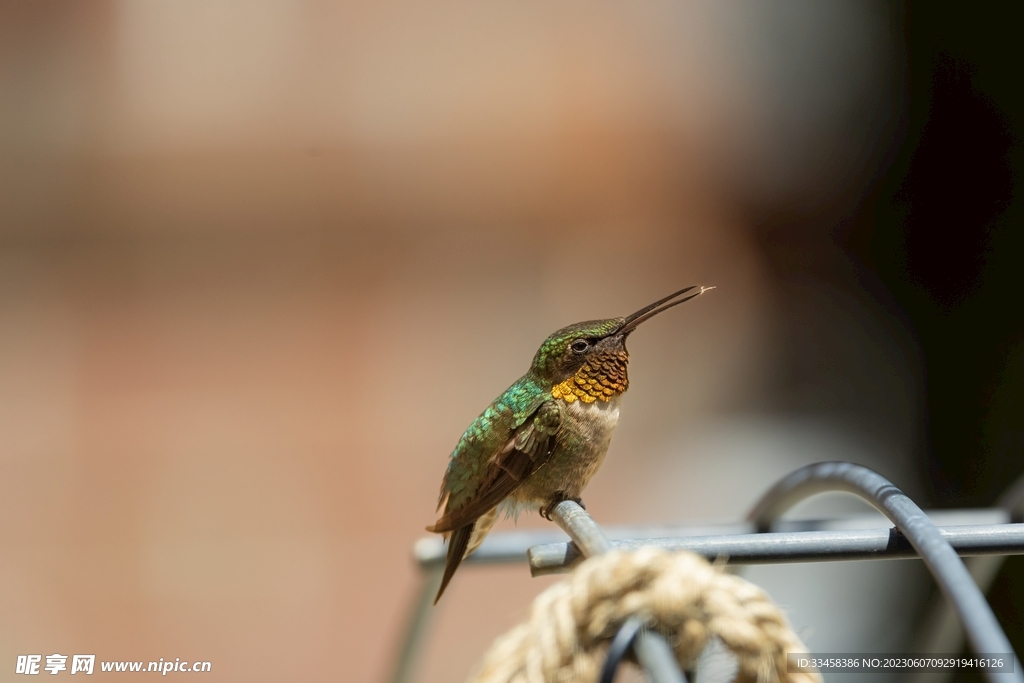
xmin=426 ymin=443 xmax=549 ymax=533
xmin=428 ymin=401 xmax=561 ymax=603
xmin=427 ymin=400 xmax=561 ymax=533
xmin=429 ymin=440 xmax=553 ymax=603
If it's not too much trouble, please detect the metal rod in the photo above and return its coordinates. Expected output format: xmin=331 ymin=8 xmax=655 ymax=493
xmin=551 ymin=500 xmax=614 ymax=555
xmin=549 ymin=500 xmax=687 ymax=683
xmin=910 ymin=470 xmax=1024 ymax=683
xmin=528 ymin=523 xmax=1024 ymax=575
xmin=746 ymin=461 xmax=1022 ymax=683
xmin=414 ymin=509 xmax=1011 ymax=568
xmin=634 ymin=628 xmax=689 ymax=683
xmin=387 ymin=566 xmax=443 ymax=683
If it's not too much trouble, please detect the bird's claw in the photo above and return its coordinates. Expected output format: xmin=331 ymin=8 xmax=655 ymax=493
xmin=540 ymin=494 xmax=584 ymax=521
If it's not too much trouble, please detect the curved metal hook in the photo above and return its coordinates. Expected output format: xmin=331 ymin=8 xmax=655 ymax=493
xmin=747 ymin=461 xmax=1021 ymax=683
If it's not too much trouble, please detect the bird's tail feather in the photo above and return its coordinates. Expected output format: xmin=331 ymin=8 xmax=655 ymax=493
xmin=465 ymin=507 xmax=497 ymax=557
xmin=433 ymin=507 xmax=497 ymax=604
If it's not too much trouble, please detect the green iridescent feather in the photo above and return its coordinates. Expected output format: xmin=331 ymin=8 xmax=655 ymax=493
xmin=439 ymin=376 xmax=547 ymax=511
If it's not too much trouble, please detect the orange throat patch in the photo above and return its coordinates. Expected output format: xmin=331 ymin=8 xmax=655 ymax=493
xmin=550 ymin=352 xmax=629 ymax=403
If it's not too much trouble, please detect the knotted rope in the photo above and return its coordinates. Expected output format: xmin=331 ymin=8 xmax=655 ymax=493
xmin=469 ymin=548 xmax=820 ymax=683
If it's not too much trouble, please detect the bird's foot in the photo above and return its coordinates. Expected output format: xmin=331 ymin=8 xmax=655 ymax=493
xmin=540 ymin=493 xmax=585 ymax=521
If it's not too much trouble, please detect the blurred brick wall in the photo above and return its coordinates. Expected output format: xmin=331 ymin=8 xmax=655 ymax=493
xmin=0 ymin=3 xmax=915 ymax=681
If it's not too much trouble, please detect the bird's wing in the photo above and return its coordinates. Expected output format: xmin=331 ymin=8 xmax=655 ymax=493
xmin=427 ymin=399 xmax=561 ymax=533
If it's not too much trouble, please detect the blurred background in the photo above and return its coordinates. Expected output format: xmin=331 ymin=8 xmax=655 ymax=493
xmin=0 ymin=1 xmax=1021 ymax=681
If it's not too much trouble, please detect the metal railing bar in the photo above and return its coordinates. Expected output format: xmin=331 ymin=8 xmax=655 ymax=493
xmin=746 ymin=462 xmax=1022 ymax=683
xmin=388 ymin=566 xmax=443 ymax=683
xmin=414 ymin=508 xmax=1013 ymax=568
xmin=527 ymin=523 xmax=1024 ymax=575
xmin=549 ymin=500 xmax=687 ymax=683
xmin=394 ymin=469 xmax=1024 ymax=683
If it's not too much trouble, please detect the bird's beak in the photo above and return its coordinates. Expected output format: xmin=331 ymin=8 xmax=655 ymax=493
xmin=615 ymin=285 xmax=714 ymax=337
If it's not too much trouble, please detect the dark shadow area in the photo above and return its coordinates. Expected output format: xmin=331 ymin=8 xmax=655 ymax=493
xmin=846 ymin=2 xmax=1023 ymax=669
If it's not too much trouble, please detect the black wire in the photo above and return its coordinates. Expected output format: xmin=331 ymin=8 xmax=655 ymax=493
xmin=599 ymin=617 xmax=645 ymax=683
xmin=748 ymin=461 xmax=1022 ymax=683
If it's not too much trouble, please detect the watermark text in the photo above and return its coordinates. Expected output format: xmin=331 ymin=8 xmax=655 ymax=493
xmin=16 ymin=655 xmax=211 ymax=675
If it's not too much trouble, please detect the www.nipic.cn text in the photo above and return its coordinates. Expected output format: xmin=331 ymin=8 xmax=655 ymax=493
xmin=16 ymin=655 xmax=212 ymax=675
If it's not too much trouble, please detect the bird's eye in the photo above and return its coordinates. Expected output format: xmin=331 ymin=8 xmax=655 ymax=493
xmin=570 ymin=339 xmax=590 ymax=354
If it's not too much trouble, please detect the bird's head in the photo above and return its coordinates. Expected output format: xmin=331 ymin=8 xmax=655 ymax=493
xmin=529 ymin=286 xmax=713 ymax=403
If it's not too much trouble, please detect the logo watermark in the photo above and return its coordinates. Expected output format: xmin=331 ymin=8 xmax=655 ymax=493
xmin=16 ymin=655 xmax=211 ymax=675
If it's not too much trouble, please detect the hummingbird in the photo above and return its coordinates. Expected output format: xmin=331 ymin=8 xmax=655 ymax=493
xmin=427 ymin=285 xmax=713 ymax=603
